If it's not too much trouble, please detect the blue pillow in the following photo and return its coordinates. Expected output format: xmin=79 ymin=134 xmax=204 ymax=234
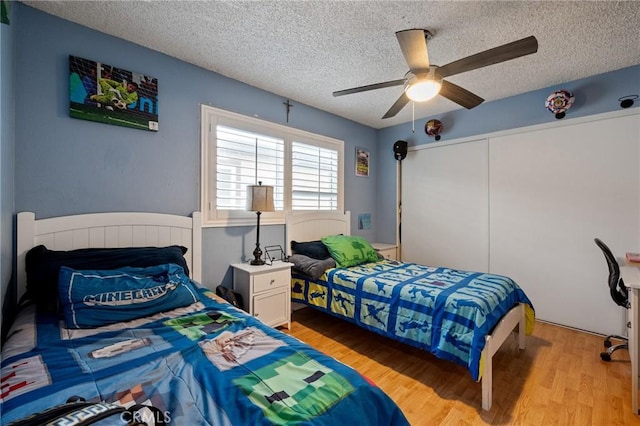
xmin=58 ymin=263 xmax=199 ymax=329
xmin=26 ymin=245 xmax=190 ymax=313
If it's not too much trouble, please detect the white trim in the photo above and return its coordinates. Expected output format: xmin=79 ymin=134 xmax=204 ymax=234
xmin=200 ymin=104 xmax=344 ymax=227
xmin=409 ymin=108 xmax=640 ymax=152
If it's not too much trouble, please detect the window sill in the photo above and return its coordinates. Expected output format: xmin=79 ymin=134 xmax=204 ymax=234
xmin=202 ymin=216 xmax=285 ymax=228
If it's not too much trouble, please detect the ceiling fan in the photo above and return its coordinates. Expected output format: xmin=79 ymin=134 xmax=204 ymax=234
xmin=332 ymin=29 xmax=538 ymax=119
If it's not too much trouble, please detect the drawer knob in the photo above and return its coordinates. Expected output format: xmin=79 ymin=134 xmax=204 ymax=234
xmin=270 ymin=279 xmax=275 ymax=285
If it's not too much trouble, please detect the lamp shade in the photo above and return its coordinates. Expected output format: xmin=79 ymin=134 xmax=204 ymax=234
xmin=246 ymin=183 xmax=275 ymax=212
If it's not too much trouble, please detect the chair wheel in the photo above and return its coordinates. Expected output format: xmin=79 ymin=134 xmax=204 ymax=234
xmin=601 ymin=352 xmax=612 ymax=362
xmin=604 ymin=340 xmax=612 ymax=348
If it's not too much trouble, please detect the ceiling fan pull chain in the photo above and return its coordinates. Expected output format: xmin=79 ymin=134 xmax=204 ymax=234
xmin=412 ymin=101 xmax=415 ymax=133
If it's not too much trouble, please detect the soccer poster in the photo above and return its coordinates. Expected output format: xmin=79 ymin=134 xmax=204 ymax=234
xmin=69 ymin=55 xmax=159 ymax=132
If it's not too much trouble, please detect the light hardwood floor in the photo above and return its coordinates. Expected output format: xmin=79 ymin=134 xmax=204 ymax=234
xmin=286 ymin=307 xmax=640 ymax=425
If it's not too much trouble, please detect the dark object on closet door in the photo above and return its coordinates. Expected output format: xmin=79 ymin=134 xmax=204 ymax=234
xmin=393 ymin=140 xmax=408 ymax=161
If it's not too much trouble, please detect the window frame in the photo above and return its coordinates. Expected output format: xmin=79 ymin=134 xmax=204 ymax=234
xmin=201 ymin=105 xmax=344 ymax=227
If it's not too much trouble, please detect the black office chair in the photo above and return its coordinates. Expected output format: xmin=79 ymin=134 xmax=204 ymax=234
xmin=594 ymin=238 xmax=630 ymax=361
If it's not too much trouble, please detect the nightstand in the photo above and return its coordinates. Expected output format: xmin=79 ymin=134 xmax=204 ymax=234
xmin=371 ymin=243 xmax=398 ymax=260
xmin=231 ymin=262 xmax=293 ymax=329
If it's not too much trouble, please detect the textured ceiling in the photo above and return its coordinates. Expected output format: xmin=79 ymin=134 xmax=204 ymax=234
xmin=23 ymin=1 xmax=640 ymax=129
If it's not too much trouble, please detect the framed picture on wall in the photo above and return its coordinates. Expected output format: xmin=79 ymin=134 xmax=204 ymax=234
xmin=69 ymin=55 xmax=159 ymax=132
xmin=355 ymin=147 xmax=370 ymax=177
xmin=357 ymin=213 xmax=372 ymax=230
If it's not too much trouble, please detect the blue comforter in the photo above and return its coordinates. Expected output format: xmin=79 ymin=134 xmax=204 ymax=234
xmin=292 ymin=259 xmax=534 ymax=381
xmin=1 ymin=287 xmax=407 ymax=425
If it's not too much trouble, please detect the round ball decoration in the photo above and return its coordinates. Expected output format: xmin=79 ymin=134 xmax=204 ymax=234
xmin=425 ymin=119 xmax=444 ymax=141
xmin=545 ymin=89 xmax=575 ymax=119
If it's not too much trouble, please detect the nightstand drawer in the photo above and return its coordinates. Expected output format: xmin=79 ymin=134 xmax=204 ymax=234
xmin=253 ymin=269 xmax=290 ymax=293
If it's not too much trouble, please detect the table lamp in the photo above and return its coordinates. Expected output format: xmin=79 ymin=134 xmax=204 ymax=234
xmin=246 ymin=181 xmax=275 ymax=265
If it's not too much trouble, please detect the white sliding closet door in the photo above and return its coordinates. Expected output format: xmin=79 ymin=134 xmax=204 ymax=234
xmin=402 ymin=111 xmax=639 ymax=335
xmin=489 ymin=113 xmax=640 ymax=335
xmin=402 ymin=139 xmax=489 ymax=272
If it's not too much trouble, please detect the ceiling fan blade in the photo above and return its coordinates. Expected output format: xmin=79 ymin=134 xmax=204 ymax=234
xmin=396 ymin=29 xmax=430 ymax=72
xmin=439 ymin=80 xmax=484 ymax=109
xmin=333 ymin=79 xmax=404 ymax=97
xmin=382 ymin=93 xmax=410 ymax=119
xmin=437 ymin=36 xmax=538 ymax=78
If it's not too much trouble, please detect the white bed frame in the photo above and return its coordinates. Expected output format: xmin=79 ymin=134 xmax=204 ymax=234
xmin=285 ymin=211 xmax=526 ymax=411
xmin=16 ymin=211 xmax=202 ymax=305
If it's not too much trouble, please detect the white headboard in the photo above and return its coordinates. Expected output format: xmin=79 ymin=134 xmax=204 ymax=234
xmin=16 ymin=211 xmax=202 ymax=304
xmin=284 ymin=211 xmax=351 ymax=256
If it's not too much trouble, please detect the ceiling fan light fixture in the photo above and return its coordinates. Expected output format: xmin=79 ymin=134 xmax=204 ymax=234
xmin=404 ymin=71 xmax=442 ymax=102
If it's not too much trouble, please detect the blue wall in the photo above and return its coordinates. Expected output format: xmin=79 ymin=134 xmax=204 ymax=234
xmin=1 ymin=1 xmax=16 ymax=337
xmin=6 ymin=3 xmax=640 ymax=309
xmin=375 ymin=65 xmax=640 ymax=244
xmin=13 ymin=4 xmax=378 ymax=290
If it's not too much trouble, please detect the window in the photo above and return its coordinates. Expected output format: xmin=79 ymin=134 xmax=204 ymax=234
xmin=216 ymin=126 xmax=285 ymax=211
xmin=291 ymin=142 xmax=339 ymax=210
xmin=201 ymin=105 xmax=344 ymax=226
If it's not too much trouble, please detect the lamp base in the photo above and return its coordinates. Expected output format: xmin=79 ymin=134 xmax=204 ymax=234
xmin=250 ymin=244 xmax=265 ymax=265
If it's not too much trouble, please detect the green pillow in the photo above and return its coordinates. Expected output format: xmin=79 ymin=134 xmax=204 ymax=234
xmin=320 ymin=235 xmax=379 ymax=268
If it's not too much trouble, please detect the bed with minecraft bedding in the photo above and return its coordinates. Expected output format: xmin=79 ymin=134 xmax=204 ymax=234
xmin=290 ymin=259 xmax=534 ymax=382
xmin=285 ymin=211 xmax=535 ymax=411
xmin=1 ymin=211 xmax=408 ymax=425
xmin=1 ymin=287 xmax=407 ymax=425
